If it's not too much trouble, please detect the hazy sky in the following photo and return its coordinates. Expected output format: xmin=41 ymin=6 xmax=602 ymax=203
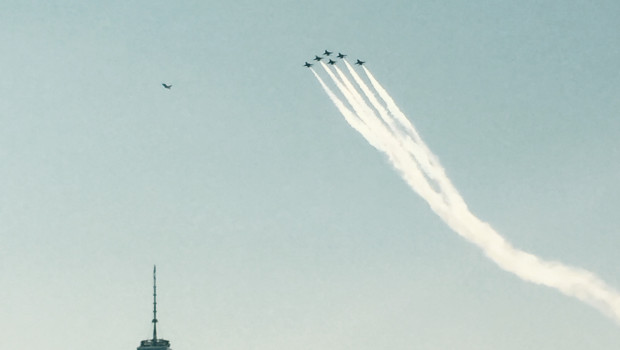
xmin=1 ymin=1 xmax=619 ymax=349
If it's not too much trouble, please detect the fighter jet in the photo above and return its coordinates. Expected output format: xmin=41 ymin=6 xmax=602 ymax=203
xmin=323 ymin=50 xmax=333 ymax=56
xmin=355 ymin=59 xmax=365 ymax=65
xmin=313 ymin=55 xmax=323 ymax=61
xmin=162 ymin=83 xmax=172 ymax=89
xmin=304 ymin=62 xmax=313 ymax=68
xmin=337 ymin=52 xmax=347 ymax=59
xmin=328 ymin=59 xmax=337 ymax=65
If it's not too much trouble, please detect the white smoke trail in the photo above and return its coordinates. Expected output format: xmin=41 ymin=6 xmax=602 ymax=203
xmin=319 ymin=62 xmax=384 ymax=137
xmin=310 ymin=69 xmax=375 ymax=149
xmin=318 ymin=64 xmax=449 ymax=209
xmin=312 ymin=63 xmax=620 ymax=324
xmin=343 ymin=60 xmax=443 ymax=192
xmin=359 ymin=65 xmax=464 ymax=210
xmin=323 ymin=63 xmax=399 ymax=154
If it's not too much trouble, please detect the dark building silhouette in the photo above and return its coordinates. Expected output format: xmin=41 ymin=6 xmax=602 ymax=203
xmin=137 ymin=266 xmax=172 ymax=350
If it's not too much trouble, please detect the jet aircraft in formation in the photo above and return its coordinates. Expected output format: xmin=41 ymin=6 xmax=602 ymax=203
xmin=303 ymin=50 xmax=365 ymax=68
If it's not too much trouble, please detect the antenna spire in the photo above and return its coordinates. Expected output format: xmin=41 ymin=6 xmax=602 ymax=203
xmin=137 ymin=266 xmax=170 ymax=350
xmin=152 ymin=265 xmax=158 ymax=342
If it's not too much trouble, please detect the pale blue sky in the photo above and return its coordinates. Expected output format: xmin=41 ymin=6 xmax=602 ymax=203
xmin=1 ymin=1 xmax=619 ymax=349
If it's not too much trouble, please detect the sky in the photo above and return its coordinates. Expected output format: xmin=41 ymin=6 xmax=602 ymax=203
xmin=1 ymin=0 xmax=619 ymax=349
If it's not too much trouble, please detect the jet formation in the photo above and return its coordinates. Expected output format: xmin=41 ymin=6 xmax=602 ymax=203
xmin=303 ymin=50 xmax=364 ymax=68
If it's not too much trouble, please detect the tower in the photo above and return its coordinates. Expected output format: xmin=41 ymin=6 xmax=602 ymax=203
xmin=137 ymin=266 xmax=172 ymax=350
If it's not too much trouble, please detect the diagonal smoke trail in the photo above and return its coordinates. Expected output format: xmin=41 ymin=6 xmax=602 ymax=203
xmin=310 ymin=69 xmax=375 ymax=149
xmin=343 ymin=60 xmax=445 ymax=197
xmin=332 ymin=64 xmax=386 ymax=131
xmin=362 ymin=67 xmax=426 ymax=146
xmin=360 ymin=66 xmax=463 ymax=210
xmin=313 ymin=66 xmax=448 ymax=210
xmin=319 ymin=62 xmax=384 ymax=137
xmin=324 ymin=63 xmax=453 ymax=208
xmin=313 ymin=63 xmax=620 ymax=324
xmin=343 ymin=60 xmax=399 ymax=136
xmin=326 ymin=63 xmax=400 ymax=152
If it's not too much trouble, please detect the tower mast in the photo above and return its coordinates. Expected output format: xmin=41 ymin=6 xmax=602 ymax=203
xmin=152 ymin=265 xmax=158 ymax=342
xmin=137 ymin=265 xmax=171 ymax=350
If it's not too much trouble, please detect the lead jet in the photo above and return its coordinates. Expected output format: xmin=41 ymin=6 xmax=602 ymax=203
xmin=162 ymin=83 xmax=172 ymax=89
xmin=337 ymin=52 xmax=347 ymax=59
xmin=323 ymin=50 xmax=333 ymax=56
xmin=303 ymin=62 xmax=313 ymax=68
xmin=313 ymin=55 xmax=323 ymax=61
xmin=328 ymin=59 xmax=337 ymax=65
xmin=355 ymin=59 xmax=365 ymax=65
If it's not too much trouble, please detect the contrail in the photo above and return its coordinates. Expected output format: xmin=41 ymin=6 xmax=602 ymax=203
xmin=343 ymin=60 xmax=445 ymax=192
xmin=312 ymin=62 xmax=620 ymax=324
xmin=311 ymin=68 xmax=383 ymax=153
xmin=359 ymin=64 xmax=462 ymax=209
xmin=319 ymin=63 xmax=448 ymax=208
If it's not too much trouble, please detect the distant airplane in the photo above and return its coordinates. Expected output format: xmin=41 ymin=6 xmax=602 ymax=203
xmin=328 ymin=59 xmax=336 ymax=65
xmin=337 ymin=52 xmax=347 ymax=59
xmin=313 ymin=55 xmax=323 ymax=61
xmin=323 ymin=50 xmax=333 ymax=56
xmin=355 ymin=59 xmax=365 ymax=65
xmin=162 ymin=83 xmax=172 ymax=89
xmin=304 ymin=62 xmax=313 ymax=68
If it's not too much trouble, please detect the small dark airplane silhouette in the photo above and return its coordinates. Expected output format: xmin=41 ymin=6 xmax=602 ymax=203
xmin=313 ymin=55 xmax=323 ymax=61
xmin=162 ymin=83 xmax=172 ymax=89
xmin=355 ymin=59 xmax=365 ymax=65
xmin=337 ymin=52 xmax=347 ymax=59
xmin=328 ymin=59 xmax=337 ymax=65
xmin=304 ymin=62 xmax=313 ymax=68
xmin=323 ymin=50 xmax=333 ymax=56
